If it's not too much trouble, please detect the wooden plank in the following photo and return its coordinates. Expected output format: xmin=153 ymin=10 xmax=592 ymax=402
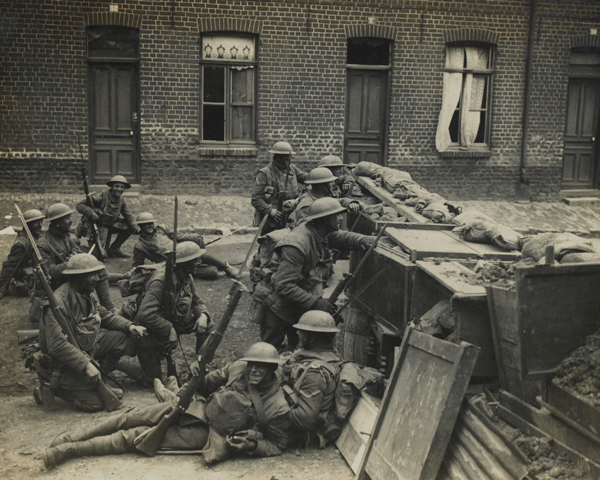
xmin=416 ymin=260 xmax=487 ymax=296
xmin=546 ymin=380 xmax=600 ymax=437
xmin=444 ymin=231 xmax=522 ymax=261
xmin=386 ymin=228 xmax=481 ymax=260
xmin=356 ymin=328 xmax=480 ymax=480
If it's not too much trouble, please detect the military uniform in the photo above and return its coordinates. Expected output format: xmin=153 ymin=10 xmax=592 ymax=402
xmin=133 ymin=269 xmax=211 ymax=379
xmin=36 ymin=281 xmax=135 ymax=411
xmin=37 ymin=228 xmax=115 ymax=311
xmin=287 ymin=190 xmax=361 ymax=228
xmin=0 ymin=228 xmax=41 ymax=296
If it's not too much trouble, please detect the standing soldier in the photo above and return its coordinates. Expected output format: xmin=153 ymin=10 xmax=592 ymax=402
xmin=34 ymin=253 xmax=146 ymax=412
xmin=37 ymin=203 xmax=116 ymax=311
xmin=76 ymin=175 xmax=140 ymax=258
xmin=251 ymin=141 xmax=309 ymax=235
xmin=252 ymin=197 xmax=375 ymax=351
xmin=133 ymin=241 xmax=212 ymax=381
xmin=133 ymin=212 xmax=237 ymax=280
xmin=282 ymin=311 xmax=343 ymax=447
xmin=0 ymin=208 xmax=45 ymax=298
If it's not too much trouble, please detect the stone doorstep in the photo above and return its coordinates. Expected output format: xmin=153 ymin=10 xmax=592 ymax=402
xmin=559 ymin=189 xmax=600 ymax=199
xmin=561 ymin=196 xmax=600 ymax=206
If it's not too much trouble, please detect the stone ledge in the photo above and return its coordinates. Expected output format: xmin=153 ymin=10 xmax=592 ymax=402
xmin=438 ymin=149 xmax=492 ymax=158
xmin=197 ymin=147 xmax=258 ymax=157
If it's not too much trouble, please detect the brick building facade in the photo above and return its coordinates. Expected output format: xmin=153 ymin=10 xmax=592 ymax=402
xmin=1 ymin=0 xmax=600 ymax=201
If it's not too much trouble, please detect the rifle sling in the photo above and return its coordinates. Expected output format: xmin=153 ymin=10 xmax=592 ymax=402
xmin=247 ymin=383 xmax=269 ymax=433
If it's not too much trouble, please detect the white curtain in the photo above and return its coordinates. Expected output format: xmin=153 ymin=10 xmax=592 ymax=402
xmin=436 ymin=46 xmax=465 ymax=152
xmin=461 ymin=47 xmax=489 ymax=146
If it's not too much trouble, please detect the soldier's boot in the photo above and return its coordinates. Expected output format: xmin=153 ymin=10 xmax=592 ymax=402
xmin=136 ymin=346 xmax=163 ymax=382
xmin=44 ymin=426 xmax=147 ymax=468
xmin=49 ymin=402 xmax=172 ymax=448
xmin=116 ymin=356 xmax=153 ymax=388
xmin=154 ymin=378 xmax=179 ymax=404
xmin=107 ymin=230 xmax=132 ymax=258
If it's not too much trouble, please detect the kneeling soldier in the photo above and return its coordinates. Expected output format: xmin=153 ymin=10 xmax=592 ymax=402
xmin=35 ymin=253 xmax=146 ymax=412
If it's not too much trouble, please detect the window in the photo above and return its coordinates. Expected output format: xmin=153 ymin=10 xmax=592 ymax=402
xmin=436 ymin=44 xmax=494 ymax=152
xmin=200 ymin=34 xmax=257 ymax=144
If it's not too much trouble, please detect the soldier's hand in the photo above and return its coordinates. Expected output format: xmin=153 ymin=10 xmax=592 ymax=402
xmin=84 ymin=362 xmax=101 ymax=381
xmin=269 ymin=209 xmax=283 ymax=222
xmin=226 ymin=435 xmax=257 ymax=452
xmin=189 ymin=356 xmax=203 ymax=377
xmin=311 ymin=298 xmax=336 ymax=314
xmin=91 ymin=212 xmax=101 ymax=223
xmin=193 ymin=314 xmax=209 ymax=334
xmin=129 ymin=325 xmax=147 ymax=338
xmin=359 ymin=236 xmax=376 ymax=251
xmin=347 ymin=202 xmax=362 ymax=214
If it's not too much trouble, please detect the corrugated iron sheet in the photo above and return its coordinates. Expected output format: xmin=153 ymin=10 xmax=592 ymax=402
xmin=437 ymin=398 xmax=531 ymax=480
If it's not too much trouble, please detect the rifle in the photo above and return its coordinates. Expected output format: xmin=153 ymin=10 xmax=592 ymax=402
xmin=275 ymin=158 xmax=292 ymax=228
xmin=332 ymin=211 xmax=363 ymax=263
xmin=80 ymin=166 xmax=107 ymax=261
xmin=163 ymin=196 xmax=179 ymax=385
xmin=327 ymin=223 xmax=388 ymax=306
xmin=203 ymin=224 xmax=253 ymax=247
xmin=135 ymin=215 xmax=267 ymax=457
xmin=15 ymin=203 xmax=122 ymax=412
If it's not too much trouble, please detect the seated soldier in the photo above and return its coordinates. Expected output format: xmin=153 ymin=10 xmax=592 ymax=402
xmin=133 ymin=212 xmax=237 ymax=280
xmin=75 ymin=175 xmax=140 ymax=258
xmin=133 ymin=241 xmax=212 ymax=381
xmin=0 ymin=208 xmax=44 ymax=298
xmin=282 ymin=311 xmax=343 ymax=447
xmin=317 ymin=155 xmax=362 ymax=198
xmin=34 ymin=253 xmax=146 ymax=412
xmin=43 ymin=342 xmax=290 ymax=468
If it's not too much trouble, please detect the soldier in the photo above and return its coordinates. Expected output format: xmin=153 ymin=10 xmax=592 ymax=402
xmin=133 ymin=241 xmax=212 ymax=381
xmin=133 ymin=212 xmax=237 ymax=280
xmin=0 ymin=208 xmax=45 ymax=298
xmin=282 ymin=311 xmax=343 ymax=447
xmin=253 ymin=197 xmax=375 ymax=351
xmin=34 ymin=253 xmax=146 ymax=412
xmin=43 ymin=342 xmax=290 ymax=468
xmin=251 ymin=141 xmax=309 ymax=235
xmin=317 ymin=155 xmax=362 ymax=198
xmin=286 ymin=167 xmax=362 ymax=228
xmin=37 ymin=203 xmax=116 ymax=311
xmin=75 ymin=174 xmax=140 ymax=258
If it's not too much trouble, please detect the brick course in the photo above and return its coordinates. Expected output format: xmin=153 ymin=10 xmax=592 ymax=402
xmin=1 ymin=0 xmax=600 ymax=200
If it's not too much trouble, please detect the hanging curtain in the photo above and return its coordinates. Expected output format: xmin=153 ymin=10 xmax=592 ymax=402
xmin=436 ymin=46 xmax=465 ymax=152
xmin=461 ymin=47 xmax=489 ymax=146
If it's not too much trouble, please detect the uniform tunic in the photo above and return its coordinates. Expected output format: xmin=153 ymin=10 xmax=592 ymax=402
xmin=0 ymin=229 xmax=40 ymax=290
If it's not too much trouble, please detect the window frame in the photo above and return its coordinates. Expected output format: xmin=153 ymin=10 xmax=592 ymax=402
xmin=439 ymin=42 xmax=495 ymax=153
xmin=199 ymin=32 xmax=258 ymax=145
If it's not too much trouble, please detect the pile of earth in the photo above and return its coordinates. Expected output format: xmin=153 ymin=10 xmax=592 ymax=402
xmin=457 ymin=258 xmax=535 ymax=290
xmin=553 ymin=327 xmax=600 ymax=407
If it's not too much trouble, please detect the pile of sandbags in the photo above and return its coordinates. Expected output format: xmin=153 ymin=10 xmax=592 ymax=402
xmin=452 ymin=210 xmax=522 ymax=251
xmin=520 ymin=232 xmax=596 ymax=263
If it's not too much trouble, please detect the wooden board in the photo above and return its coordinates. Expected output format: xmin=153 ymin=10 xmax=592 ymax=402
xmin=356 ymin=328 xmax=480 ymax=480
xmin=547 ymin=380 xmax=600 ymax=437
xmin=416 ymin=261 xmax=486 ymax=296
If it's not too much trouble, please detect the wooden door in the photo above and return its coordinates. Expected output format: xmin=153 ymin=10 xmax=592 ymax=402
xmin=562 ymin=78 xmax=600 ymax=189
xmin=89 ymin=63 xmax=139 ymax=184
xmin=345 ymin=70 xmax=388 ymax=165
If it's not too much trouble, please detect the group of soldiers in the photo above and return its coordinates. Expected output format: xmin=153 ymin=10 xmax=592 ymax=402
xmin=0 ymin=140 xmax=378 ymax=468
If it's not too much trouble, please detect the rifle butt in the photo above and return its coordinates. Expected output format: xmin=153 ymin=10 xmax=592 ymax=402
xmin=95 ymin=379 xmax=123 ymax=412
xmin=327 ymin=273 xmax=353 ymax=305
xmin=18 ymin=329 xmax=39 ymax=344
xmin=136 ymin=408 xmax=182 ymax=456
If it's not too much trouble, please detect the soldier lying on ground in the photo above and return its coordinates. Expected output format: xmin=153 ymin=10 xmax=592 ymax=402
xmin=133 ymin=212 xmax=237 ymax=280
xmin=37 ymin=203 xmax=121 ymax=312
xmin=34 ymin=253 xmax=146 ymax=412
xmin=75 ymin=175 xmax=140 ymax=258
xmin=0 ymin=209 xmax=45 ymax=298
xmin=252 ymin=197 xmax=376 ymax=351
xmin=132 ymin=241 xmax=212 ymax=381
xmin=43 ymin=342 xmax=290 ymax=468
xmin=281 ymin=311 xmax=343 ymax=448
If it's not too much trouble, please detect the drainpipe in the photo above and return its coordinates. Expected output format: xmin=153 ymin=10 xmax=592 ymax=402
xmin=518 ymin=0 xmax=537 ymax=199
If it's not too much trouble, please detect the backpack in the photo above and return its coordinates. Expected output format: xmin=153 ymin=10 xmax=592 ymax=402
xmin=118 ymin=263 xmax=165 ymax=297
xmin=334 ymin=362 xmax=385 ymax=421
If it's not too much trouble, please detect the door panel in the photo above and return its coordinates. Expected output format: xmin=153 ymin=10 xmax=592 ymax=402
xmin=562 ymin=79 xmax=600 ymax=189
xmin=90 ymin=64 xmax=139 ymax=184
xmin=345 ymin=70 xmax=388 ymax=165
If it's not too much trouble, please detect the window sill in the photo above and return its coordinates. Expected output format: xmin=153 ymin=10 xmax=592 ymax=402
xmin=197 ymin=146 xmax=258 ymax=157
xmin=438 ymin=149 xmax=492 ymax=158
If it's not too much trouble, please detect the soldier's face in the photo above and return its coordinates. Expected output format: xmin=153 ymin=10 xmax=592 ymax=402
xmin=324 ymin=212 xmax=343 ymax=232
xmin=298 ymin=330 xmax=309 ymax=348
xmin=78 ymin=271 xmax=100 ymax=294
xmin=141 ymin=223 xmax=154 ymax=234
xmin=330 ymin=166 xmax=343 ymax=177
xmin=56 ymin=214 xmax=72 ymax=234
xmin=28 ymin=219 xmax=43 ymax=234
xmin=246 ymin=362 xmax=271 ymax=385
xmin=178 ymin=257 xmax=199 ymax=275
xmin=111 ymin=183 xmax=126 ymax=197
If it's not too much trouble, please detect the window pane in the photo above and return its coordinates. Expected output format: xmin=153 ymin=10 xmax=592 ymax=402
xmin=475 ymin=112 xmax=486 ymax=143
xmin=88 ymin=26 xmax=139 ymax=58
xmin=203 ymin=67 xmax=225 ymax=103
xmin=232 ymin=68 xmax=253 ymax=103
xmin=449 ymin=110 xmax=460 ymax=143
xmin=231 ymin=106 xmax=253 ymax=141
xmin=203 ymin=105 xmax=225 ymax=141
xmin=347 ymin=38 xmax=391 ymax=66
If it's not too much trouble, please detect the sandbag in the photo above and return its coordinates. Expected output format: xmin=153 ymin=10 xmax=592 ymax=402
xmin=453 ymin=219 xmax=495 ymax=244
xmin=488 ymin=223 xmax=522 ymax=251
xmin=353 ymin=161 xmax=386 ymax=178
xmin=452 ymin=210 xmax=494 ymax=226
xmin=560 ymin=252 xmax=600 ymax=264
xmin=421 ymin=202 xmax=454 ymax=223
xmin=334 ymin=362 xmax=384 ymax=420
xmin=521 ymin=232 xmax=596 ymax=262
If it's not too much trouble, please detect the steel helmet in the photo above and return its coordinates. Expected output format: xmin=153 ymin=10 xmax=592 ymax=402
xmin=318 ymin=155 xmax=343 ymax=168
xmin=46 ymin=203 xmax=74 ymax=222
xmin=240 ymin=342 xmax=282 ymax=364
xmin=136 ymin=212 xmax=155 ymax=225
xmin=268 ymin=141 xmax=296 ymax=155
xmin=23 ymin=209 xmax=45 ymax=223
xmin=304 ymin=167 xmax=337 ymax=185
xmin=175 ymin=241 xmax=205 ymax=264
xmin=63 ymin=253 xmax=105 ymax=275
xmin=294 ymin=311 xmax=340 ymax=333
xmin=304 ymin=197 xmax=346 ymax=223
xmin=107 ymin=175 xmax=132 ymax=189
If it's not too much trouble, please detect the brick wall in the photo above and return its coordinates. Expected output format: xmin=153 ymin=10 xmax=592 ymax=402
xmin=1 ymin=0 xmax=600 ymax=200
